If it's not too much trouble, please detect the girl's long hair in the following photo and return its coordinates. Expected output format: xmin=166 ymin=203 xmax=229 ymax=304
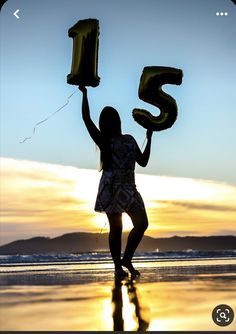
xmin=99 ymin=106 xmax=121 ymax=170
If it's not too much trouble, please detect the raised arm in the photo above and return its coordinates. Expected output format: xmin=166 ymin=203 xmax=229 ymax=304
xmin=78 ymin=86 xmax=102 ymax=147
xmin=135 ymin=130 xmax=153 ymax=167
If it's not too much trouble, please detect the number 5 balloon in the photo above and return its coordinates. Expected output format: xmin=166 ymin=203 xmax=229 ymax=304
xmin=133 ymin=66 xmax=183 ymax=131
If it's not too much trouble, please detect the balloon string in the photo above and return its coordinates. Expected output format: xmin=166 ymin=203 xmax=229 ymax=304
xmin=141 ymin=135 xmax=147 ymax=150
xmin=100 ymin=220 xmax=107 ymax=234
xmin=95 ymin=220 xmax=108 ymax=243
xmin=19 ymin=91 xmax=77 ymax=143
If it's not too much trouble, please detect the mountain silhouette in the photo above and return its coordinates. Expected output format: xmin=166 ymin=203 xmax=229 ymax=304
xmin=0 ymin=233 xmax=235 ymax=254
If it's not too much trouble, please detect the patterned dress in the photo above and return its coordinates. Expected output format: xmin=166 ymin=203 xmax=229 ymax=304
xmin=94 ymin=134 xmax=145 ymax=213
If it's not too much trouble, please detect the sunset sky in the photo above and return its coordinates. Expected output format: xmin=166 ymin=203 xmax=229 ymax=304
xmin=0 ymin=1 xmax=236 ymax=245
xmin=1 ymin=157 xmax=236 ymax=245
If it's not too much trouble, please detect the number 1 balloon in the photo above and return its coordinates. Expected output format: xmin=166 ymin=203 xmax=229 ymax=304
xmin=67 ymin=19 xmax=100 ymax=87
xmin=133 ymin=66 xmax=183 ymax=131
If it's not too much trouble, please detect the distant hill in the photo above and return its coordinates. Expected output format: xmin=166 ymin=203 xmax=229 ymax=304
xmin=0 ymin=233 xmax=235 ymax=254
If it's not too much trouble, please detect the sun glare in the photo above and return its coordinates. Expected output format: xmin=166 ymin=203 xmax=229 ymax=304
xmin=1 ymin=158 xmax=236 ymax=244
xmin=122 ymin=285 xmax=137 ymax=330
xmin=122 ymin=214 xmax=134 ymax=231
xmin=93 ymin=213 xmax=134 ymax=232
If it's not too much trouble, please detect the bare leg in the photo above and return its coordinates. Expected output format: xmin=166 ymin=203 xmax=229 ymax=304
xmin=107 ymin=213 xmax=128 ymax=277
xmin=122 ymin=210 xmax=148 ymax=276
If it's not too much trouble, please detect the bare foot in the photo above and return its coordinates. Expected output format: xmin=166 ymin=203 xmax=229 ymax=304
xmin=121 ymin=260 xmax=140 ymax=277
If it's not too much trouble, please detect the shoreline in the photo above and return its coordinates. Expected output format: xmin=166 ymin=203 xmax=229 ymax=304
xmin=1 ymin=258 xmax=236 ymax=285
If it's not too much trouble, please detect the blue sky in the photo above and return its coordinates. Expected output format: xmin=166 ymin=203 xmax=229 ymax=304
xmin=1 ymin=0 xmax=236 ymax=184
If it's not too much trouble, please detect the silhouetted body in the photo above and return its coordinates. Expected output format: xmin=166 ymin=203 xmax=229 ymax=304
xmin=79 ymin=86 xmax=153 ymax=277
xmin=94 ymin=134 xmax=145 ymax=213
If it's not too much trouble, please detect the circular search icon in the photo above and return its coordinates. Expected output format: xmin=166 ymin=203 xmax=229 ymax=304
xmin=212 ymin=304 xmax=234 ymax=326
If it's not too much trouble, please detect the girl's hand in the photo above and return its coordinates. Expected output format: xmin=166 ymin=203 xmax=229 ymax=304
xmin=146 ymin=129 xmax=153 ymax=141
xmin=78 ymin=85 xmax=87 ymax=94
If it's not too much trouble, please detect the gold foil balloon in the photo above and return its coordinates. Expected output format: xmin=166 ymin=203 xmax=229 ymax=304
xmin=67 ymin=19 xmax=100 ymax=87
xmin=133 ymin=66 xmax=183 ymax=131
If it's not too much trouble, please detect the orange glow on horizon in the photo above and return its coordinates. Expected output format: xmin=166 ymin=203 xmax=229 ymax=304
xmin=0 ymin=157 xmax=236 ymax=244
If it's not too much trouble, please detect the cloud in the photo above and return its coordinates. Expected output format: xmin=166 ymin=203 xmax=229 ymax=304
xmin=0 ymin=158 xmax=100 ymax=243
xmin=0 ymin=157 xmax=236 ymax=245
xmin=155 ymin=200 xmax=236 ymax=213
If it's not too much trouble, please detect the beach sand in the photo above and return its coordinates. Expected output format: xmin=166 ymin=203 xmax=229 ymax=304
xmin=0 ymin=259 xmax=236 ymax=331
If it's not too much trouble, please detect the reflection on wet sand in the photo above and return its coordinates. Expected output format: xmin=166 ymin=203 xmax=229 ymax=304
xmin=112 ymin=278 xmax=150 ymax=331
xmin=0 ymin=263 xmax=236 ymax=331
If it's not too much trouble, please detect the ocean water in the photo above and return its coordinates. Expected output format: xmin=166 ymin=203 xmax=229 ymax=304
xmin=1 ymin=250 xmax=236 ymax=282
xmin=0 ymin=250 xmax=236 ymax=265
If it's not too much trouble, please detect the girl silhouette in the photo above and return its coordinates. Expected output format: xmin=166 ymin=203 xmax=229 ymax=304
xmin=79 ymin=86 xmax=153 ymax=278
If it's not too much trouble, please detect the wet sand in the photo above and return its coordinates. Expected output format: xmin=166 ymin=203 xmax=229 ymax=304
xmin=0 ymin=259 xmax=236 ymax=331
